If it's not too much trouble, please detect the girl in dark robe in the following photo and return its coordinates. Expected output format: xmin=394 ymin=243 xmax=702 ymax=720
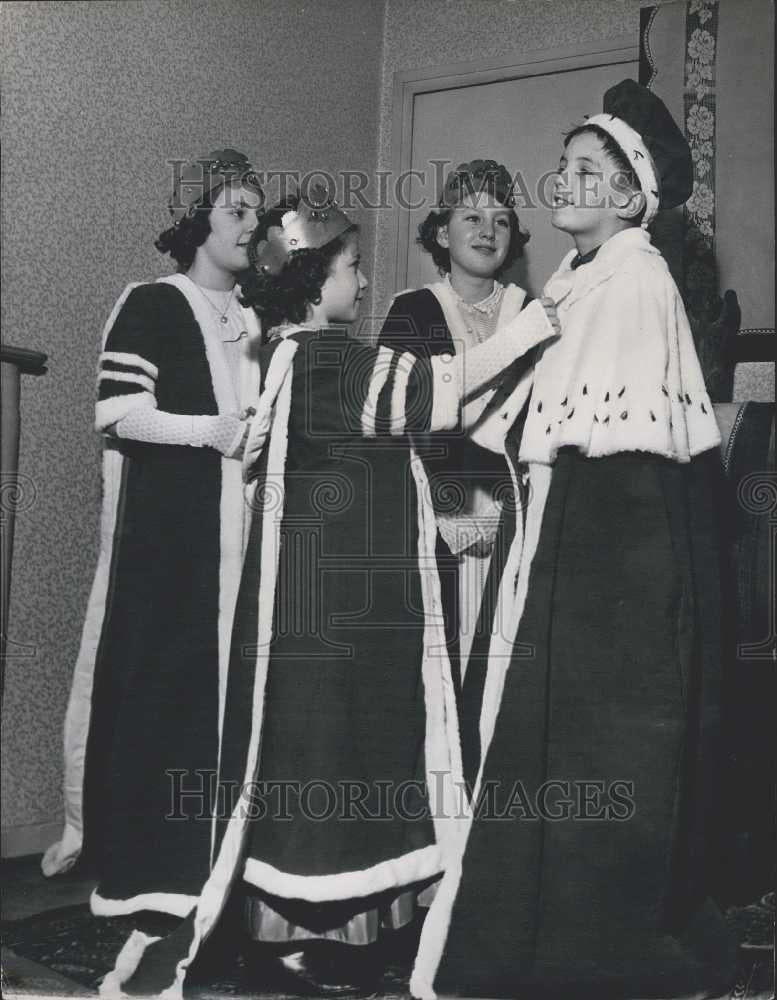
xmin=379 ymin=159 xmax=532 ymax=693
xmin=43 ymin=152 xmax=264 ymax=919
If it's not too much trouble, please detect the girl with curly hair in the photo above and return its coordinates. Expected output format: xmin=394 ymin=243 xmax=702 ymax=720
xmin=43 ymin=151 xmax=264 ymax=923
xmin=379 ymin=159 xmax=535 ymax=692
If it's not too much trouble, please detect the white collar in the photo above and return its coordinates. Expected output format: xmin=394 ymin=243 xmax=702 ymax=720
xmin=444 ymin=274 xmax=505 ymax=315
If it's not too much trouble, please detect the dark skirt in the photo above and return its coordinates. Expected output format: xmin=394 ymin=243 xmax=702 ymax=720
xmin=435 ymin=448 xmax=739 ymax=998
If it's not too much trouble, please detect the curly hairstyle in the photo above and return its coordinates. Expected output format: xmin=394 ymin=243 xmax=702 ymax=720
xmin=154 ymin=191 xmax=216 ymax=271
xmin=563 ymin=123 xmax=645 ymax=224
xmin=240 ymin=202 xmax=358 ymax=331
xmin=417 ymin=205 xmax=530 ymax=274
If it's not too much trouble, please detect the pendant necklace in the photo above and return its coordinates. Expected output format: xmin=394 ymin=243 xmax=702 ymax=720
xmin=195 ymin=283 xmax=235 ymax=324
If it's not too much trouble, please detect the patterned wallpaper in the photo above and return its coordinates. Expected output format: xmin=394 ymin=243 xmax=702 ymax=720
xmin=0 ymin=0 xmax=384 ymax=850
xmin=4 ymin=0 xmax=770 ymax=855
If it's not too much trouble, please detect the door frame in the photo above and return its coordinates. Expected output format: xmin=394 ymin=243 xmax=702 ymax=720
xmin=387 ymin=36 xmax=639 ymax=298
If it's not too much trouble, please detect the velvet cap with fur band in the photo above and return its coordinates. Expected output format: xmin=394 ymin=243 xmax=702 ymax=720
xmin=586 ymin=79 xmax=693 ymax=226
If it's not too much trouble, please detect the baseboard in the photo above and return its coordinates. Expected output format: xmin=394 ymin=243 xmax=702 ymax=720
xmin=1 ymin=819 xmax=62 ymax=858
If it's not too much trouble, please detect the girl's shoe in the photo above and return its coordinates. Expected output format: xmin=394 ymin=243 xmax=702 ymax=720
xmin=277 ymin=942 xmax=383 ymax=997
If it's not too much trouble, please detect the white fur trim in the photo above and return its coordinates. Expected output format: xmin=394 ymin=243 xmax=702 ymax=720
xmin=243 ymin=844 xmax=443 ymax=901
xmin=147 ymin=332 xmax=462 ymax=992
xmin=242 ymin=338 xmax=300 ymax=479
xmin=97 ymin=369 xmax=156 ymax=393
xmin=409 ymin=450 xmax=468 ymax=850
xmin=429 ymin=354 xmax=460 ymax=431
xmin=425 ymin=280 xmax=514 ymax=356
xmin=410 ymin=460 xmax=553 ymax=999
xmin=469 ymin=367 xmax=533 ymax=454
xmin=586 ymin=112 xmax=660 ymax=227
xmin=101 ymin=350 xmax=159 ymax=380
xmin=213 ymin=449 xmax=244 ymax=864
xmin=425 ymin=280 xmax=475 ymax=354
xmin=497 ymin=284 xmax=527 ymax=322
xmin=389 ymin=351 xmax=417 ymax=435
xmin=214 ymin=332 xmax=294 ymax=858
xmin=156 ymin=275 xmax=237 ymax=415
xmin=45 ymin=285 xmax=146 ymax=875
xmin=47 ymin=279 xmax=254 ymax=888
xmin=41 ymin=443 xmax=127 ymax=876
xmin=475 ymin=463 xmax=552 ymax=798
xmin=99 ymin=929 xmax=161 ymax=997
xmin=170 ymin=341 xmax=464 ymax=991
xmin=41 ymin=822 xmax=82 ymax=876
xmin=91 ymin=887 xmax=197 ymax=919
xmin=170 ymin=353 xmax=297 ymax=992
xmin=410 ymin=854 xmax=464 ymax=1000
xmin=361 ymin=345 xmax=394 ymax=437
xmin=520 ymin=230 xmax=720 ymax=466
xmin=93 ymin=283 xmax=156 ymax=432
xmin=156 ymin=274 xmax=252 ymax=872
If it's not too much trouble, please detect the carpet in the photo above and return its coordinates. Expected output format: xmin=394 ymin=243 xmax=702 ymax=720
xmin=1 ymin=896 xmax=773 ymax=998
xmin=1 ymin=900 xmax=414 ymax=998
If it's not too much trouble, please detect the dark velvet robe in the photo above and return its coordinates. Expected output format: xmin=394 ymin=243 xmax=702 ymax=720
xmin=433 ymin=446 xmax=739 ymax=998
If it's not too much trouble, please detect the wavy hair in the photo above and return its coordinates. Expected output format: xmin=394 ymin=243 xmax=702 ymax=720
xmin=417 ymin=206 xmax=529 ymax=274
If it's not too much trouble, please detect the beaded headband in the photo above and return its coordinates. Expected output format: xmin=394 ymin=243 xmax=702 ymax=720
xmin=439 ymin=159 xmax=516 ymax=209
xmin=169 ymin=148 xmax=264 ymax=225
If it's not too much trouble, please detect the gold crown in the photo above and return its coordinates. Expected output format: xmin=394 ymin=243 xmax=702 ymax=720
xmin=251 ymin=184 xmax=353 ymax=275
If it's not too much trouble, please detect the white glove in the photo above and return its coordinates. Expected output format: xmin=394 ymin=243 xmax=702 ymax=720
xmin=111 ymin=408 xmax=248 ymax=458
xmin=457 ymin=297 xmax=559 ymax=400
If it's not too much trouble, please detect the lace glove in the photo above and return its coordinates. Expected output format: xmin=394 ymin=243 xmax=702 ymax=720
xmin=429 ymin=299 xmax=557 ymax=434
xmin=456 ymin=297 xmax=558 ymax=400
xmin=111 ymin=408 xmax=248 ymax=458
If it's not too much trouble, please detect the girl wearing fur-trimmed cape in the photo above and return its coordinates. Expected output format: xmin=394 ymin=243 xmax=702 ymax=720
xmin=97 ymin=188 xmax=559 ymax=997
xmin=411 ymin=81 xmax=738 ymax=1000
xmin=42 ymin=151 xmax=263 ymax=916
xmin=379 ymin=159 xmax=533 ymax=694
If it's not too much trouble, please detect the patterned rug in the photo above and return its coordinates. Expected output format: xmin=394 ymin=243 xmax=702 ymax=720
xmin=2 ymin=895 xmax=773 ymax=998
xmin=1 ymin=900 xmax=415 ymax=998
